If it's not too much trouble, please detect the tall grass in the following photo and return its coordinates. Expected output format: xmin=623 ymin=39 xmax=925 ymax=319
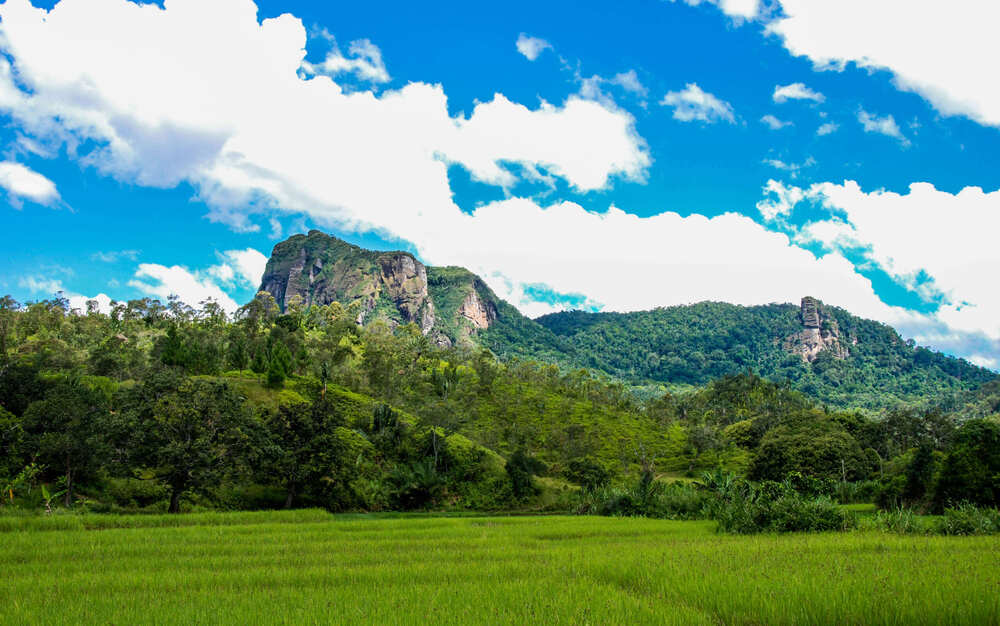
xmin=1 ymin=512 xmax=997 ymax=624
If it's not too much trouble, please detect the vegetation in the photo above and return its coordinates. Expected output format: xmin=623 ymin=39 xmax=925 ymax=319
xmin=534 ymin=301 xmax=995 ymax=410
xmin=0 ymin=292 xmax=997 ymax=519
xmin=1 ymin=512 xmax=997 ymax=624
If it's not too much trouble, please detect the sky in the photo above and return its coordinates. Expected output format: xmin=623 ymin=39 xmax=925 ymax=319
xmin=1 ymin=0 xmax=999 ymax=369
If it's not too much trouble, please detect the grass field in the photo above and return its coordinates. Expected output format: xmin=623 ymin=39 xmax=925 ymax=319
xmin=1 ymin=511 xmax=998 ymax=624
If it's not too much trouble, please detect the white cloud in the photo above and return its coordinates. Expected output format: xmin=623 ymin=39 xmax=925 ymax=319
xmin=671 ymin=0 xmax=760 ymax=22
xmin=19 ymin=275 xmax=112 ymax=313
xmin=660 ymin=83 xmax=735 ymax=123
xmin=219 ymin=248 xmax=268 ymax=288
xmin=687 ymin=1 xmax=1000 ymax=129
xmin=857 ymin=109 xmax=909 ymax=146
xmin=762 ymin=157 xmax=814 ymax=177
xmin=91 ymin=249 xmax=139 ymax=263
xmin=67 ymin=293 xmax=112 ymax=315
xmin=0 ymin=160 xmax=59 ymax=205
xmin=129 ymin=263 xmax=239 ymax=314
xmin=515 ymin=34 xmax=551 ymax=61
xmin=19 ymin=275 xmax=64 ymax=295
xmin=300 ymin=31 xmax=389 ymax=84
xmin=759 ymin=179 xmax=1000 ymax=359
xmin=816 ymin=122 xmax=839 ymax=136
xmin=0 ymin=0 xmax=647 ymax=212
xmin=764 ymin=1 xmax=1000 ymax=128
xmin=772 ymin=82 xmax=824 ymax=103
xmin=760 ymin=114 xmax=792 ymax=130
xmin=608 ymin=70 xmax=647 ymax=97
xmin=756 ymin=179 xmax=805 ymax=220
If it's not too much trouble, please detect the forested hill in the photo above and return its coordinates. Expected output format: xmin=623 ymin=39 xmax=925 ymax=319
xmin=259 ymin=232 xmax=996 ymax=412
xmin=534 ymin=300 xmax=996 ymax=411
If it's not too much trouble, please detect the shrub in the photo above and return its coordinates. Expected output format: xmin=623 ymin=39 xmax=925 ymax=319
xmin=713 ymin=481 xmax=851 ymax=534
xmin=936 ymin=503 xmax=1000 ymax=535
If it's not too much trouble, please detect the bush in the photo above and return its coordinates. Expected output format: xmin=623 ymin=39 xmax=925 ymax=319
xmin=713 ymin=481 xmax=851 ymax=534
xmin=575 ymin=477 xmax=713 ymax=520
xmin=937 ymin=503 xmax=1000 ymax=535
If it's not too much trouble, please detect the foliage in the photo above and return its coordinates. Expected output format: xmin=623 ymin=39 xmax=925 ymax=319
xmin=535 ymin=301 xmax=994 ymax=411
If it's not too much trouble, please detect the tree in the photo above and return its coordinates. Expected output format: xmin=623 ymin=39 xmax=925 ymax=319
xmin=506 ymin=448 xmax=540 ymax=500
xmin=132 ymin=379 xmax=257 ymax=513
xmin=934 ymin=419 xmax=1000 ymax=509
xmin=22 ymin=380 xmax=109 ymax=507
xmin=264 ymin=400 xmax=346 ymax=508
xmin=267 ymin=342 xmax=293 ymax=389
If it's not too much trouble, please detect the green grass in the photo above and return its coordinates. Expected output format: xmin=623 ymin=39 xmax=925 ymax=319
xmin=1 ymin=511 xmax=997 ymax=624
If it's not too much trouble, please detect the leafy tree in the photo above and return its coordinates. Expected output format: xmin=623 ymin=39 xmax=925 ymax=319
xmin=22 ymin=380 xmax=109 ymax=506
xmin=506 ymin=448 xmax=540 ymax=500
xmin=130 ymin=379 xmax=258 ymax=513
xmin=565 ymin=457 xmax=611 ymax=491
xmin=934 ymin=419 xmax=1000 ymax=509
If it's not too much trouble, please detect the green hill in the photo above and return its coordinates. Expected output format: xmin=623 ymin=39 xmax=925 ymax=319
xmin=535 ymin=300 xmax=995 ymax=410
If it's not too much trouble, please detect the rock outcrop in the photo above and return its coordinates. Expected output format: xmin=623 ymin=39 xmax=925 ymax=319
xmin=784 ymin=296 xmax=851 ymax=362
xmin=258 ymin=230 xmax=498 ymax=345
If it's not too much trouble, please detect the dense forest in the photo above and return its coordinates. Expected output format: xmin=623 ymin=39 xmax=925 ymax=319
xmin=1 ymin=291 xmax=997 ymax=519
xmin=534 ymin=302 xmax=995 ymax=410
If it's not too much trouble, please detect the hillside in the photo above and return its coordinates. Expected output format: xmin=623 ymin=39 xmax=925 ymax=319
xmin=260 ymin=230 xmax=565 ymax=354
xmin=535 ymin=299 xmax=996 ymax=410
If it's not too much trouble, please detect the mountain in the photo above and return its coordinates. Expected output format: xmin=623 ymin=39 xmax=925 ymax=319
xmin=535 ymin=298 xmax=996 ymax=410
xmin=259 ymin=231 xmax=997 ymax=411
xmin=259 ymin=230 xmax=565 ymax=353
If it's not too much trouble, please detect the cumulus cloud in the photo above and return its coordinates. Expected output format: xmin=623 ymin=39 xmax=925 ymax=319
xmin=218 ymin=248 xmax=268 ymax=288
xmin=765 ymin=1 xmax=1000 ymax=128
xmin=760 ymin=114 xmax=792 ymax=130
xmin=772 ymin=82 xmax=824 ymax=104
xmin=0 ymin=160 xmax=59 ymax=205
xmin=18 ymin=275 xmax=112 ymax=313
xmin=857 ymin=109 xmax=909 ymax=146
xmin=136 ymin=248 xmax=267 ymax=314
xmin=758 ymin=179 xmax=1000 ymax=360
xmin=0 ymin=0 xmax=647 ymax=213
xmin=816 ymin=122 xmax=839 ymax=136
xmin=129 ymin=263 xmax=239 ymax=314
xmin=515 ymin=34 xmax=551 ymax=61
xmin=660 ymin=83 xmax=735 ymax=123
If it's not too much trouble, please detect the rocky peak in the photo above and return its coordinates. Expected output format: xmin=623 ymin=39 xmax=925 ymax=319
xmin=258 ymin=231 xmax=506 ymax=345
xmin=784 ymin=296 xmax=850 ymax=363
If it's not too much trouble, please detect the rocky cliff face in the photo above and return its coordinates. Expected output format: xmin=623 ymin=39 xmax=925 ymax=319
xmin=784 ymin=296 xmax=852 ymax=362
xmin=259 ymin=230 xmax=498 ymax=345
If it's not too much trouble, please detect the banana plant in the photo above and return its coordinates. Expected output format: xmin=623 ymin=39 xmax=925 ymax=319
xmin=40 ymin=482 xmax=67 ymax=516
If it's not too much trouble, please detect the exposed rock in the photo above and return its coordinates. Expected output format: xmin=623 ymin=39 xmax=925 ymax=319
xmin=785 ymin=296 xmax=850 ymax=363
xmin=458 ymin=290 xmax=496 ymax=330
xmin=259 ymin=230 xmax=507 ymax=346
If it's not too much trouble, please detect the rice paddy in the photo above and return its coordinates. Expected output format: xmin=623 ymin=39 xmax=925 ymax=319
xmin=1 ymin=510 xmax=997 ymax=624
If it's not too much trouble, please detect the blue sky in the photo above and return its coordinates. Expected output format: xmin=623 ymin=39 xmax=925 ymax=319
xmin=1 ymin=0 xmax=999 ymax=368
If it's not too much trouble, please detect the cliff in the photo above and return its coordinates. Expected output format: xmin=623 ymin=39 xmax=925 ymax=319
xmin=259 ymin=231 xmax=501 ymax=346
xmin=784 ymin=296 xmax=852 ymax=363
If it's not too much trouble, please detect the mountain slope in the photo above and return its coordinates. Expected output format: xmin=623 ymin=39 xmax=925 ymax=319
xmin=259 ymin=230 xmax=565 ymax=352
xmin=536 ymin=299 xmax=996 ymax=410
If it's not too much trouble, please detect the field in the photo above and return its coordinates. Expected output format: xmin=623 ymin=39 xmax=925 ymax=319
xmin=1 ymin=511 xmax=998 ymax=625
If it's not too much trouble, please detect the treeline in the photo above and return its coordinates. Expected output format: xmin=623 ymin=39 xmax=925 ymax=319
xmin=0 ymin=293 xmax=997 ymax=516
